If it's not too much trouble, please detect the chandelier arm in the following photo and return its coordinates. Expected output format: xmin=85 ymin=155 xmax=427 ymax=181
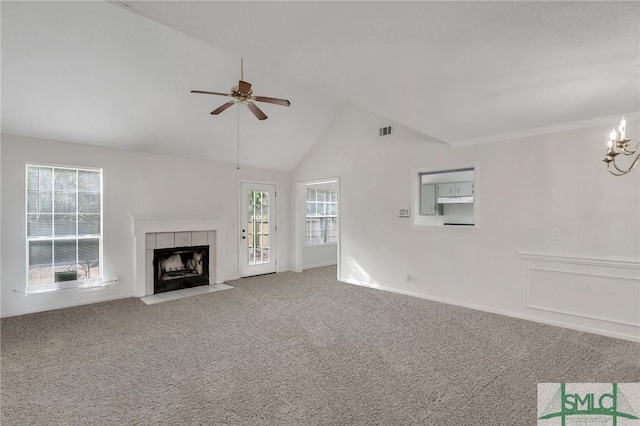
xmin=621 ymin=139 xmax=640 ymax=155
xmin=611 ymin=154 xmax=640 ymax=175
xmin=608 ymin=162 xmax=627 ymax=176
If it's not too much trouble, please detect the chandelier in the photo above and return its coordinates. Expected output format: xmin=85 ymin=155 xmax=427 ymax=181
xmin=603 ymin=117 xmax=639 ymax=176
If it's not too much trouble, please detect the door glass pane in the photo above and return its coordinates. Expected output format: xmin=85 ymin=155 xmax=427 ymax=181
xmin=246 ymin=189 xmax=271 ymax=266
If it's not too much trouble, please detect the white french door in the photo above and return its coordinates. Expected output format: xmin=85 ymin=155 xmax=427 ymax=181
xmin=239 ymin=182 xmax=277 ymax=277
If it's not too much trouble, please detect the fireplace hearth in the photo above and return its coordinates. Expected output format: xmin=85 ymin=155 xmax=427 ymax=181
xmin=153 ymin=245 xmax=209 ymax=294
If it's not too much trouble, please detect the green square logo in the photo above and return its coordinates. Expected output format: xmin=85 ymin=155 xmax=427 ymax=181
xmin=538 ymin=383 xmax=640 ymax=426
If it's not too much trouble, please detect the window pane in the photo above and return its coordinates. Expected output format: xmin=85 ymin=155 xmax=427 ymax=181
xmin=54 ymin=191 xmax=76 ymax=213
xmin=54 ymin=240 xmax=77 ymax=266
xmin=28 ymin=166 xmax=53 ymax=192
xmin=27 ymin=191 xmax=39 ymax=213
xmin=27 ymin=168 xmax=54 ymax=214
xmin=78 ymin=238 xmax=99 ymax=263
xmin=261 ymin=191 xmax=270 ymax=206
xmin=327 ymin=218 xmax=338 ymax=242
xmin=78 ymin=193 xmax=100 ymax=213
xmin=78 ymin=170 xmax=100 ymax=192
xmin=261 ymin=248 xmax=269 ymax=263
xmin=330 ymin=191 xmax=338 ymax=202
xmin=27 ymin=214 xmax=53 ymax=237
xmin=40 ymin=192 xmax=53 ymax=212
xmin=29 ymin=240 xmax=53 ymax=266
xmin=54 ymin=214 xmax=77 ymax=236
xmin=29 ymin=240 xmax=53 ymax=285
xmin=40 ymin=168 xmax=53 ymax=191
xmin=27 ymin=166 xmax=40 ymax=189
xmin=78 ymin=214 xmax=100 ymax=235
xmin=54 ymin=169 xmax=76 ymax=191
xmin=317 ymin=190 xmax=327 ymax=202
xmin=78 ymin=239 xmax=100 ymax=280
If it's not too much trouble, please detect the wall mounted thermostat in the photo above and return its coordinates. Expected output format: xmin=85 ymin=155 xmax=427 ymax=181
xmin=399 ymin=208 xmax=411 ymax=218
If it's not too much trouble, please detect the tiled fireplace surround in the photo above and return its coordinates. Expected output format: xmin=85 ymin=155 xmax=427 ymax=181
xmin=129 ymin=215 xmax=226 ymax=297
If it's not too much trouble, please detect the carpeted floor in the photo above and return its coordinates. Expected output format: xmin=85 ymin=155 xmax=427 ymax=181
xmin=1 ymin=266 xmax=639 ymax=425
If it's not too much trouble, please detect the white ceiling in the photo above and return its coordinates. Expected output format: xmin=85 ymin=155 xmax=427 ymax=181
xmin=2 ymin=1 xmax=639 ymax=171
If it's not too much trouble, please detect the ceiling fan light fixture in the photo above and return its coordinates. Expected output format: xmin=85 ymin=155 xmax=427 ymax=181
xmin=191 ymin=58 xmax=290 ymax=121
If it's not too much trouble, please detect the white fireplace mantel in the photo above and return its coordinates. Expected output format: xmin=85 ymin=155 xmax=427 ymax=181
xmin=128 ymin=214 xmax=227 ymax=297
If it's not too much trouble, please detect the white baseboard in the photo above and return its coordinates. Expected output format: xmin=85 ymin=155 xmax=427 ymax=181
xmin=339 ymin=277 xmax=640 ymax=343
xmin=302 ymin=261 xmax=337 ymax=270
xmin=1 ymin=292 xmax=137 ymax=318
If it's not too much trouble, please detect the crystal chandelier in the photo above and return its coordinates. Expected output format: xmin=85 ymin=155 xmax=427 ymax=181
xmin=603 ymin=117 xmax=639 ymax=176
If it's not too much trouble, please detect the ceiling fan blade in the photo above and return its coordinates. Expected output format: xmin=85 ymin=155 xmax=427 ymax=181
xmin=247 ymin=102 xmax=267 ymax=120
xmin=253 ymin=96 xmax=291 ymax=107
xmin=210 ymin=102 xmax=235 ymax=115
xmin=238 ymin=80 xmax=252 ymax=95
xmin=191 ymin=90 xmax=230 ymax=97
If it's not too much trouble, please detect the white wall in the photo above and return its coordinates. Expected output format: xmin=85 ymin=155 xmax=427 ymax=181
xmin=291 ymin=105 xmax=640 ymax=341
xmin=302 ymin=243 xmax=337 ymax=270
xmin=1 ymin=134 xmax=290 ymax=317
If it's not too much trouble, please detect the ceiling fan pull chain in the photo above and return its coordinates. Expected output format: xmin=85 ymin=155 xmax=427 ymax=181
xmin=236 ymin=103 xmax=241 ymax=170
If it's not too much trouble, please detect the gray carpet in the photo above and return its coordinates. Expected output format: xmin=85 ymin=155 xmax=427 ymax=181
xmin=2 ymin=266 xmax=639 ymax=425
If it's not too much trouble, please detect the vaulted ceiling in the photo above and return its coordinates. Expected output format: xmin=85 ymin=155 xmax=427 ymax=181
xmin=2 ymin=1 xmax=639 ymax=171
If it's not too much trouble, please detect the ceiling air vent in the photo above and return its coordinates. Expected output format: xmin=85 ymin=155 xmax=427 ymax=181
xmin=379 ymin=126 xmax=393 ymax=137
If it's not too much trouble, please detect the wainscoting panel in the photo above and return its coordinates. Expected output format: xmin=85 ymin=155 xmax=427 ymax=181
xmin=526 ymin=268 xmax=640 ymax=327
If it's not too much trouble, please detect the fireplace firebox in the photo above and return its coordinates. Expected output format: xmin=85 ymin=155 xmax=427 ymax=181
xmin=153 ymin=245 xmax=209 ymax=294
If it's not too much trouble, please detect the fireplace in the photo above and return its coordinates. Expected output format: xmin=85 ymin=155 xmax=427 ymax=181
xmin=153 ymin=245 xmax=209 ymax=294
xmin=128 ymin=214 xmax=225 ymax=297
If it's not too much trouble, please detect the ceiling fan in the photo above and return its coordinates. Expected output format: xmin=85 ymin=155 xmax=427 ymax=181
xmin=191 ymin=58 xmax=290 ymax=121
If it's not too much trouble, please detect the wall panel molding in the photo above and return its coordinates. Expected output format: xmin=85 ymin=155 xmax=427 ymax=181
xmin=526 ymin=267 xmax=640 ymax=327
xmin=517 ymin=251 xmax=640 ymax=270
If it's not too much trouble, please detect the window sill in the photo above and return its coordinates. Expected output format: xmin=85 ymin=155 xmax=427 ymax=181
xmin=305 ymin=242 xmax=338 ymax=247
xmin=14 ymin=278 xmax=118 ymax=296
xmin=409 ymin=223 xmax=480 ymax=233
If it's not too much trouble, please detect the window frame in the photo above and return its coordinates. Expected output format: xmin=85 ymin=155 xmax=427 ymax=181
xmin=25 ymin=163 xmax=104 ymax=292
xmin=305 ymin=188 xmax=338 ymax=246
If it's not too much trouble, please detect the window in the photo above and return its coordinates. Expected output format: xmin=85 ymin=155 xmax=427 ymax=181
xmin=26 ymin=164 xmax=102 ymax=290
xmin=306 ymin=188 xmax=338 ymax=245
